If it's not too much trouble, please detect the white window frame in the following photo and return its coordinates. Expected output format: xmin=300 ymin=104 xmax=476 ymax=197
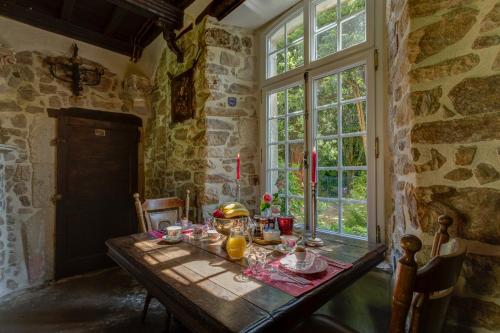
xmin=259 ymin=0 xmax=385 ymax=244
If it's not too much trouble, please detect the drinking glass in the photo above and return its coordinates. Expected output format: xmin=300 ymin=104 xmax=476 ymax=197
xmin=226 ymin=226 xmax=247 ymax=260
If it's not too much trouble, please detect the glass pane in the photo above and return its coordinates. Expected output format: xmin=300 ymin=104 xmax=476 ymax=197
xmin=318 ymin=201 xmax=339 ymax=232
xmin=342 ymin=202 xmax=367 ymax=237
xmin=269 ymin=118 xmax=285 ymax=142
xmin=288 ymin=142 xmax=304 ymax=168
xmin=274 ymin=195 xmax=286 ymax=215
xmin=315 ymin=0 xmax=337 ymax=30
xmin=316 ymin=27 xmax=337 ymax=59
xmin=269 ymin=91 xmax=285 ymax=117
xmin=269 ymin=50 xmax=286 ymax=77
xmin=288 ymin=115 xmax=304 ymax=140
xmin=286 ymin=14 xmax=304 ymax=43
xmin=342 ymin=136 xmax=366 ymax=166
xmin=288 ymin=85 xmax=304 ymax=113
xmin=318 ymin=170 xmax=338 ymax=198
xmin=287 ymin=41 xmax=304 ymax=70
xmin=342 ymin=170 xmax=367 ymax=200
xmin=315 ymin=74 xmax=338 ymax=107
xmin=289 ymin=170 xmax=304 ymax=196
xmin=289 ymin=198 xmax=305 ymax=224
xmin=269 ymin=144 xmax=286 ymax=169
xmin=317 ymin=107 xmax=338 ymax=136
xmin=341 ymin=65 xmax=366 ymax=101
xmin=342 ymin=101 xmax=366 ymax=133
xmin=269 ymin=26 xmax=285 ymax=52
xmin=317 ymin=139 xmax=338 ymax=167
xmin=341 ymin=11 xmax=366 ymax=49
xmin=270 ymin=170 xmax=286 ymax=194
xmin=340 ymin=0 xmax=365 ymax=18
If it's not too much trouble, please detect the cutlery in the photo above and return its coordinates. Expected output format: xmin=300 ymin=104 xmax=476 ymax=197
xmin=277 ymin=268 xmax=312 ymax=285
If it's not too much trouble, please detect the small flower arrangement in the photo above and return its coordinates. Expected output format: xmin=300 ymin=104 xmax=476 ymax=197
xmin=259 ymin=192 xmax=273 ymax=213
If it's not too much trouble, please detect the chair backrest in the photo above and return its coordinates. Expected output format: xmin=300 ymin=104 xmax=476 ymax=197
xmin=389 ymin=216 xmax=466 ymax=333
xmin=133 ymin=193 xmax=185 ymax=232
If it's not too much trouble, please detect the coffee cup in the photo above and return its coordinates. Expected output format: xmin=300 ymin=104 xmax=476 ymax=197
xmin=294 ymin=245 xmax=307 ymax=262
xmin=207 ymin=229 xmax=219 ymax=242
xmin=166 ymin=226 xmax=182 ymax=239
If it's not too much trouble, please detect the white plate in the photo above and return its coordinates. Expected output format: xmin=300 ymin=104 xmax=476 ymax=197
xmin=162 ymin=234 xmax=183 ymax=244
xmin=279 ymin=253 xmax=328 ymax=274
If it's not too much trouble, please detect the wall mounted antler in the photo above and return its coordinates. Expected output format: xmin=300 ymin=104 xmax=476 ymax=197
xmin=46 ymin=44 xmax=104 ymax=96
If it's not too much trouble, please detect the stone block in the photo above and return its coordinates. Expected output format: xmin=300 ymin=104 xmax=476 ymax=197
xmin=448 ymin=75 xmax=500 ymax=116
xmin=10 ymin=114 xmax=27 ymax=129
xmin=29 ymin=116 xmax=56 ymax=164
xmin=455 ymin=146 xmax=476 ymax=165
xmin=473 ymin=163 xmax=500 ymax=185
xmin=207 ymin=131 xmax=229 ymax=146
xmin=444 ymin=168 xmax=472 ymax=181
xmin=174 ymin=170 xmax=191 ymax=181
xmin=205 ymin=28 xmax=241 ymax=52
xmin=0 ymin=100 xmax=21 ymax=112
xmin=220 ymin=51 xmax=240 ymax=67
xmin=463 ymin=254 xmax=500 ymax=298
xmin=17 ymin=84 xmax=39 ymax=102
xmin=472 ymin=35 xmax=500 ymax=49
xmin=409 ymin=53 xmax=480 ymax=83
xmin=410 ymin=87 xmax=441 ymax=117
xmin=480 ymin=2 xmax=500 ymax=33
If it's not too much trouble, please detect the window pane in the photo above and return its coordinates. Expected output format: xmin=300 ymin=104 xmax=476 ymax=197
xmin=288 ymin=142 xmax=304 ymax=168
xmin=341 ymin=66 xmax=366 ymax=101
xmin=287 ymin=41 xmax=304 ymax=70
xmin=340 ymin=0 xmax=365 ymax=19
xmin=286 ymin=14 xmax=304 ymax=43
xmin=269 ymin=91 xmax=285 ymax=117
xmin=341 ymin=11 xmax=366 ymax=49
xmin=288 ymin=85 xmax=304 ymax=113
xmin=315 ymin=74 xmax=338 ymax=107
xmin=318 ymin=170 xmax=338 ymax=198
xmin=342 ymin=136 xmax=366 ymax=166
xmin=269 ymin=50 xmax=286 ymax=77
xmin=318 ymin=201 xmax=339 ymax=232
xmin=269 ymin=118 xmax=285 ymax=142
xmin=342 ymin=202 xmax=367 ymax=237
xmin=316 ymin=27 xmax=337 ymax=59
xmin=270 ymin=170 xmax=286 ymax=194
xmin=317 ymin=139 xmax=338 ymax=167
xmin=315 ymin=0 xmax=337 ymax=30
xmin=342 ymin=170 xmax=367 ymax=200
xmin=289 ymin=170 xmax=304 ymax=196
xmin=288 ymin=115 xmax=304 ymax=140
xmin=342 ymin=101 xmax=366 ymax=133
xmin=269 ymin=26 xmax=285 ymax=52
xmin=269 ymin=144 xmax=286 ymax=169
xmin=289 ymin=198 xmax=305 ymax=224
xmin=317 ymin=107 xmax=338 ymax=136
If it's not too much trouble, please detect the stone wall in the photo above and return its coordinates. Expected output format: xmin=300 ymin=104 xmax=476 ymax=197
xmin=0 ymin=45 xmax=149 ymax=298
xmin=145 ymin=18 xmax=259 ymax=216
xmin=387 ymin=0 xmax=500 ymax=331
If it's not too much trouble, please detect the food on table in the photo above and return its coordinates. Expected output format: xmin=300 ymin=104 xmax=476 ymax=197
xmin=212 ymin=209 xmax=225 ymax=218
xmin=263 ymin=229 xmax=281 ymax=241
xmin=226 ymin=229 xmax=247 ymax=260
xmin=213 ymin=202 xmax=250 ymax=218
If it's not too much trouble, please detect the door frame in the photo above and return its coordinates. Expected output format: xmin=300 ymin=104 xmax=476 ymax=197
xmin=49 ymin=108 xmax=142 ymax=279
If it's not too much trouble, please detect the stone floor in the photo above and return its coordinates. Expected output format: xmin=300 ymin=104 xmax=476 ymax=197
xmin=0 ymin=267 xmax=393 ymax=333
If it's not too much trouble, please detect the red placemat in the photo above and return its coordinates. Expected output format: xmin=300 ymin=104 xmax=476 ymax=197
xmin=244 ymin=256 xmax=352 ymax=297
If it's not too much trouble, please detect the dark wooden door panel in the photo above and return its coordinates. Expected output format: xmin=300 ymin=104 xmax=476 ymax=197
xmin=56 ymin=110 xmax=139 ymax=279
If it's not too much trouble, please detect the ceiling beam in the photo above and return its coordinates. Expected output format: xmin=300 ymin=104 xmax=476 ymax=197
xmin=0 ymin=0 xmax=133 ymax=56
xmin=105 ymin=0 xmax=183 ymax=29
xmin=207 ymin=0 xmax=246 ymax=21
xmin=104 ymin=6 xmax=127 ymax=36
xmin=60 ymin=0 xmax=76 ymax=20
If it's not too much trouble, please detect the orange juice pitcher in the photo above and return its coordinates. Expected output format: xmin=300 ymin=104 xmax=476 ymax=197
xmin=226 ymin=226 xmax=247 ymax=260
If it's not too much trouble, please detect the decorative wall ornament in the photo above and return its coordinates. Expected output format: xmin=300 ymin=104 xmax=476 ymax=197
xmin=46 ymin=44 xmax=104 ymax=96
xmin=0 ymin=44 xmax=16 ymax=67
xmin=169 ymin=49 xmax=202 ymax=123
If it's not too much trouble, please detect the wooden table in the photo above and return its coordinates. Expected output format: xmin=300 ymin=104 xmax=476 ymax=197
xmin=106 ymin=233 xmax=386 ymax=333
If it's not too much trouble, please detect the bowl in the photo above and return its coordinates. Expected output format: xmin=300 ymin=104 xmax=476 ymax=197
xmin=212 ymin=216 xmax=249 ymax=235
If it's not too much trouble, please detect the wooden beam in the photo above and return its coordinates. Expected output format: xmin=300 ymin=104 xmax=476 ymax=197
xmin=60 ymin=0 xmax=76 ymax=20
xmin=176 ymin=0 xmax=196 ymax=10
xmin=208 ymin=0 xmax=245 ymax=21
xmin=105 ymin=0 xmax=183 ymax=29
xmin=104 ymin=6 xmax=127 ymax=36
xmin=0 ymin=0 xmax=133 ymax=56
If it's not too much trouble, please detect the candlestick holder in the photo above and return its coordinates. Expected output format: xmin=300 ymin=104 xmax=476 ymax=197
xmin=235 ymin=179 xmax=241 ymax=202
xmin=306 ymin=183 xmax=324 ymax=247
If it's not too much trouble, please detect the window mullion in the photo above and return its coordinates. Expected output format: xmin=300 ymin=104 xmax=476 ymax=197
xmin=337 ymin=71 xmax=343 ymax=235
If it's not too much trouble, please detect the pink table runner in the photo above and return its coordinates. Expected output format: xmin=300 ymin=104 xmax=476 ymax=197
xmin=148 ymin=230 xmax=352 ymax=297
xmin=244 ymin=256 xmax=352 ymax=297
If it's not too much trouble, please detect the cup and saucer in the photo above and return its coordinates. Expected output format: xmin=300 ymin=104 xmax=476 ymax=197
xmin=280 ymin=246 xmax=328 ymax=274
xmin=162 ymin=226 xmax=183 ymax=244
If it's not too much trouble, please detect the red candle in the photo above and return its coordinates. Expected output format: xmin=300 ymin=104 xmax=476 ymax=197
xmin=236 ymin=153 xmax=241 ymax=180
xmin=312 ymin=148 xmax=317 ymax=184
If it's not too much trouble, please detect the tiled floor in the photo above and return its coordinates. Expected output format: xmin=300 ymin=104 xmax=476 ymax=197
xmin=0 ymin=267 xmax=392 ymax=333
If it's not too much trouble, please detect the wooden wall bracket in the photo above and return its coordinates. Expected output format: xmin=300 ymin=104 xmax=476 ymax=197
xmin=160 ymin=20 xmax=183 ymax=63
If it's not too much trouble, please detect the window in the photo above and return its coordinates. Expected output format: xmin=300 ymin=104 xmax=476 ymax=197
xmin=267 ymin=84 xmax=305 ymax=223
xmin=267 ymin=12 xmax=304 ymax=78
xmin=262 ymin=0 xmax=378 ymax=241
xmin=313 ymin=0 xmax=367 ymax=60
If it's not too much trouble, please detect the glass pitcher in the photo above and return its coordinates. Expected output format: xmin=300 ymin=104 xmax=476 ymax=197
xmin=226 ymin=226 xmax=247 ymax=260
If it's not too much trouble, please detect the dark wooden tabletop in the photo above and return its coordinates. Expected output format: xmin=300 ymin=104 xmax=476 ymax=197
xmin=106 ymin=233 xmax=386 ymax=333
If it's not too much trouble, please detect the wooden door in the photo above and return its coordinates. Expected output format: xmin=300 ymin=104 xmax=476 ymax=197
xmin=55 ymin=109 xmax=140 ymax=279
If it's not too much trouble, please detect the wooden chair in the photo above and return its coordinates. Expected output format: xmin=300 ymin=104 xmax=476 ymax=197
xmin=291 ymin=215 xmax=466 ymax=333
xmin=133 ymin=192 xmax=188 ymax=324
